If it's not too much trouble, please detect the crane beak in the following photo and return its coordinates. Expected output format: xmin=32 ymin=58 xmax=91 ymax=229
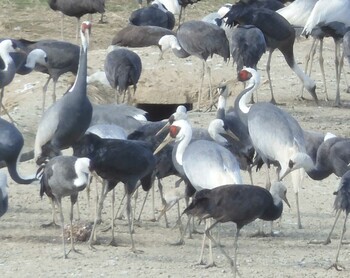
xmin=154 ymin=133 xmax=174 ymax=155
xmin=283 ymin=193 xmax=291 ymax=208
xmin=155 ymin=122 xmax=170 ymax=136
xmin=225 ymin=129 xmax=239 ymax=141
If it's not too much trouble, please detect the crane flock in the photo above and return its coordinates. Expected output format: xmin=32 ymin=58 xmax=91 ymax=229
xmin=1 ymin=0 xmax=350 ymax=275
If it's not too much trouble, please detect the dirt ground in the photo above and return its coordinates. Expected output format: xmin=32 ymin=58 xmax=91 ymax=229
xmin=1 ymin=1 xmax=350 ymax=277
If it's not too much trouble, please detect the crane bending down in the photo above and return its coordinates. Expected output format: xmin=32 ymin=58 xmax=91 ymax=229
xmin=236 ymin=67 xmax=314 ymax=229
xmin=223 ymin=2 xmax=318 ymax=104
xmin=154 ymin=118 xmax=242 ymax=267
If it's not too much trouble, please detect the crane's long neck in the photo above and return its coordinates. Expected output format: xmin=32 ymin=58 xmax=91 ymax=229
xmin=0 ymin=49 xmax=13 ymax=71
xmin=68 ymin=35 xmax=88 ymax=95
xmin=216 ymin=94 xmax=226 ymax=120
xmin=175 ymin=128 xmax=192 ymax=167
xmin=6 ymin=159 xmax=36 ymax=184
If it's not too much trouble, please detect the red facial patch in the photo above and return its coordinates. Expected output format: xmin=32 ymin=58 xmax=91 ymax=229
xmin=169 ymin=125 xmax=180 ymax=138
xmin=238 ymin=69 xmax=252 ymax=82
xmin=81 ymin=22 xmax=92 ymax=34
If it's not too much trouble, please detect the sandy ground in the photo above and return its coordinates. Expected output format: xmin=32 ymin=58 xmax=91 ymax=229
xmin=1 ymin=1 xmax=350 ymax=277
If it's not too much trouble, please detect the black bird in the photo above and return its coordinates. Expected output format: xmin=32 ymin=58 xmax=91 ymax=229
xmin=0 ymin=117 xmax=36 ymax=184
xmin=223 ymin=1 xmax=318 ymax=104
xmin=183 ymin=182 xmax=290 ymax=276
xmin=48 ymin=0 xmax=105 ymax=39
xmin=325 ymin=170 xmax=350 ymax=271
xmin=19 ymin=39 xmax=80 ymax=112
xmin=37 ymin=155 xmax=91 ymax=259
xmin=129 ymin=0 xmax=176 ymax=30
xmin=178 ymin=0 xmax=202 ymax=24
xmin=0 ymin=170 xmax=8 ymax=218
xmin=104 ymin=47 xmax=142 ymax=104
xmin=72 ymin=133 xmax=156 ymax=251
xmin=34 ymin=21 xmax=92 ymax=165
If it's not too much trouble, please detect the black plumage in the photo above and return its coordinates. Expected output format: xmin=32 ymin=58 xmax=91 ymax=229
xmin=184 ymin=182 xmax=289 ymax=276
xmin=72 ymin=133 xmax=156 ymax=251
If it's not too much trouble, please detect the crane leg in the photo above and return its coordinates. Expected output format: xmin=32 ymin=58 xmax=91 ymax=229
xmin=41 ymin=197 xmax=60 ymax=228
xmin=318 ymin=39 xmax=328 ymax=100
xmin=109 ymin=188 xmax=118 ymax=246
xmin=328 ymin=213 xmax=347 ymax=271
xmin=57 ymin=199 xmax=67 ymax=259
xmin=324 ymin=209 xmax=342 ymax=245
xmin=266 ymin=50 xmax=277 ymax=104
xmin=291 ymin=170 xmax=303 ymax=229
xmin=126 ymin=189 xmax=142 ymax=253
xmin=334 ymin=41 xmax=343 ymax=107
xmin=301 ymin=38 xmax=318 ymax=99
xmin=68 ymin=199 xmax=81 ymax=255
xmin=42 ymin=76 xmax=52 ymax=113
xmin=197 ymin=219 xmax=209 ymax=265
xmin=197 ymin=61 xmax=206 ymax=110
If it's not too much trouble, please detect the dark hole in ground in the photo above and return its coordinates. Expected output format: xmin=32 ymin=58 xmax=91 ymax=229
xmin=136 ymin=103 xmax=193 ymax=121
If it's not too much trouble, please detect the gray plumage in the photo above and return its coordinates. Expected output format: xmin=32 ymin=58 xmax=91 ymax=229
xmin=87 ymin=124 xmax=127 ymax=140
xmin=104 ymin=48 xmax=142 ymax=103
xmin=229 ymin=25 xmax=266 ymax=72
xmin=111 ymin=24 xmax=175 ymax=49
xmin=344 ymin=31 xmax=350 ymax=65
xmin=34 ymin=22 xmax=92 ymax=165
xmin=37 ymin=155 xmax=90 ymax=259
xmin=129 ymin=1 xmax=175 ymax=30
xmin=306 ymin=136 xmax=350 ymax=181
xmin=0 ymin=170 xmax=8 ymax=218
xmin=0 ymin=117 xmax=36 ymax=184
xmin=236 ymin=67 xmax=313 ymax=229
xmin=224 ymin=2 xmax=318 ymax=104
xmin=22 ymin=39 xmax=80 ymax=111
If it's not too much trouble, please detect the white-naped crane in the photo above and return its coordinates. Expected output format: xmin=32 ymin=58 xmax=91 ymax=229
xmin=154 ymin=118 xmax=242 ymax=266
xmin=183 ymin=181 xmax=290 ymax=277
xmin=169 ymin=20 xmax=230 ymax=109
xmin=18 ymin=38 xmax=80 ymax=112
xmin=236 ymin=67 xmax=314 ymax=229
xmin=223 ymin=1 xmax=318 ymax=104
xmin=36 ymin=155 xmax=91 ymax=259
xmin=34 ymin=21 xmax=92 ymax=165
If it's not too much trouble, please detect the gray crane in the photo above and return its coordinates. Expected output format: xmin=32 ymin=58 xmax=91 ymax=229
xmin=0 ymin=117 xmax=36 ymax=184
xmin=223 ymin=1 xmax=318 ymax=104
xmin=325 ymin=170 xmax=350 ymax=271
xmin=306 ymin=136 xmax=350 ymax=181
xmin=236 ymin=67 xmax=314 ymax=229
xmin=129 ymin=0 xmax=176 ymax=30
xmin=104 ymin=47 xmax=142 ymax=104
xmin=48 ymin=0 xmax=105 ymax=39
xmin=18 ymin=39 xmax=80 ymax=112
xmin=37 ymin=155 xmax=91 ymax=259
xmin=34 ymin=21 xmax=92 ymax=165
xmin=154 ymin=118 xmax=242 ymax=266
xmin=0 ymin=40 xmax=21 ymax=116
xmin=183 ymin=181 xmax=289 ymax=277
xmin=111 ymin=24 xmax=175 ymax=52
xmin=0 ymin=170 xmax=8 ymax=218
xmin=174 ymin=20 xmax=230 ymax=109
xmin=302 ymin=0 xmax=350 ymax=106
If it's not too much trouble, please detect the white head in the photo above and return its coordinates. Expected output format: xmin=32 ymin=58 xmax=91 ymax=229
xmin=239 ymin=67 xmax=261 ymax=89
xmin=279 ymin=152 xmax=314 ymax=180
xmin=270 ymin=181 xmax=290 ymax=207
xmin=159 ymin=35 xmax=181 ymax=52
xmin=208 ymin=119 xmax=228 ymax=145
xmin=26 ymin=49 xmax=47 ymax=67
xmin=217 ymin=3 xmax=232 ymax=18
xmin=324 ymin=132 xmax=337 ymax=141
xmin=0 ymin=39 xmax=17 ymax=57
xmin=80 ymin=21 xmax=91 ymax=50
